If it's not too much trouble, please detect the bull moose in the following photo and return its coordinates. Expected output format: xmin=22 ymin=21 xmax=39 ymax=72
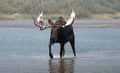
xmin=32 ymin=10 xmax=76 ymax=58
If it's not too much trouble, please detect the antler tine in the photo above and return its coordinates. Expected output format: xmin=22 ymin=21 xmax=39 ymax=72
xmin=37 ymin=11 xmax=43 ymax=23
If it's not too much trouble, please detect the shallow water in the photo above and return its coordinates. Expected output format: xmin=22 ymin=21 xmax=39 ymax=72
xmin=0 ymin=22 xmax=120 ymax=73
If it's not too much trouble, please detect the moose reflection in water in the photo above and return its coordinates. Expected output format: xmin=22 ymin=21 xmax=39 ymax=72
xmin=32 ymin=10 xmax=76 ymax=58
xmin=49 ymin=58 xmax=75 ymax=73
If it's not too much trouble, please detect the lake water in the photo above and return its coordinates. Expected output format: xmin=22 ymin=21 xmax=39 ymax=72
xmin=0 ymin=20 xmax=120 ymax=73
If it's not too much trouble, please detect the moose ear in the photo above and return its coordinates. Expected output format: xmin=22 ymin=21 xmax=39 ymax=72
xmin=48 ymin=19 xmax=54 ymax=25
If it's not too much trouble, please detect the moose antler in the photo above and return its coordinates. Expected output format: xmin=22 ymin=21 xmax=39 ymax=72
xmin=32 ymin=11 xmax=51 ymax=30
xmin=63 ymin=9 xmax=76 ymax=27
xmin=32 ymin=10 xmax=76 ymax=30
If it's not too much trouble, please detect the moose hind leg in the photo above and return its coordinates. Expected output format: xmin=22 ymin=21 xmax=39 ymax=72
xmin=70 ymin=40 xmax=76 ymax=57
xmin=62 ymin=48 xmax=65 ymax=57
xmin=60 ymin=43 xmax=65 ymax=58
xmin=49 ymin=44 xmax=53 ymax=58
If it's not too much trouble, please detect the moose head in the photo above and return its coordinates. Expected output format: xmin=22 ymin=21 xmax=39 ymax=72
xmin=32 ymin=10 xmax=76 ymax=58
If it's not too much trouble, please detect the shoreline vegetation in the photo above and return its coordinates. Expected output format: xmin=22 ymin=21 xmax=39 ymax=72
xmin=1 ymin=12 xmax=120 ymax=20
xmin=0 ymin=12 xmax=120 ymax=28
xmin=1 ymin=0 xmax=120 ymax=20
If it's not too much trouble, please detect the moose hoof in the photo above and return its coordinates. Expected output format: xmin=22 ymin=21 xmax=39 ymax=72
xmin=49 ymin=54 xmax=53 ymax=58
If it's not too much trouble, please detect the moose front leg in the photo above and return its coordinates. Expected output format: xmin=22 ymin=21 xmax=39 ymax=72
xmin=49 ymin=43 xmax=53 ymax=58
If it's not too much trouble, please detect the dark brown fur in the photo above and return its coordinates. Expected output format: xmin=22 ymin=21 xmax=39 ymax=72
xmin=48 ymin=17 xmax=76 ymax=58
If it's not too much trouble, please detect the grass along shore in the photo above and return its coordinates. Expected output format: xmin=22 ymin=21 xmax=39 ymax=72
xmin=1 ymin=13 xmax=120 ymax=20
xmin=0 ymin=13 xmax=68 ymax=20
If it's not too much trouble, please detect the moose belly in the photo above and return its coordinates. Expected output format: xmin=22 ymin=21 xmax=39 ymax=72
xmin=58 ymin=34 xmax=74 ymax=43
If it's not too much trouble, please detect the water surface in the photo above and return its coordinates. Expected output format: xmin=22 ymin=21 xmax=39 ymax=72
xmin=0 ymin=20 xmax=120 ymax=73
